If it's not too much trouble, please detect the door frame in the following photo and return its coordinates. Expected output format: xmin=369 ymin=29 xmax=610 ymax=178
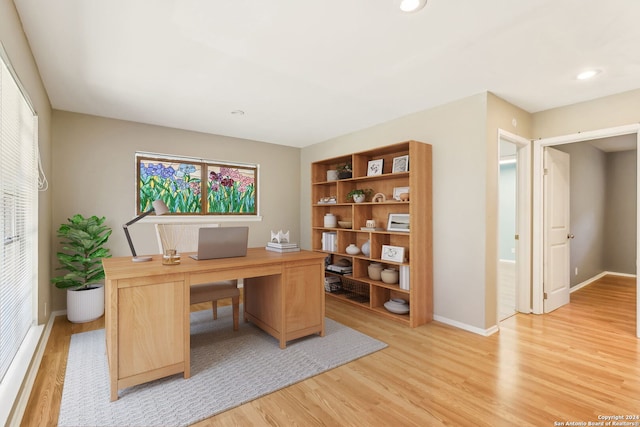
xmin=531 ymin=123 xmax=640 ymax=337
xmin=498 ymin=129 xmax=531 ymax=315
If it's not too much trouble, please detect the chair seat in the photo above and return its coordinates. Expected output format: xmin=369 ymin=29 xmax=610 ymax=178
xmin=190 ymin=281 xmax=239 ymax=305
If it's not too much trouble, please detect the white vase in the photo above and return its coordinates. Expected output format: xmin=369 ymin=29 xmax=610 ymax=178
xmin=345 ymin=244 xmax=361 ymax=255
xmin=353 ymin=194 xmax=365 ymax=203
xmin=326 ymin=170 xmax=339 ymax=181
xmin=66 ymin=284 xmax=105 ymax=323
xmin=361 ymin=240 xmax=370 ymax=257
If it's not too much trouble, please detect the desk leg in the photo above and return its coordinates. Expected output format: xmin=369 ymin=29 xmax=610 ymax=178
xmin=184 ymin=277 xmax=191 ymax=379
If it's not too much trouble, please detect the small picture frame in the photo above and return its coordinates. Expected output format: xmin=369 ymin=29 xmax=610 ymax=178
xmin=367 ymin=159 xmax=383 ymax=176
xmin=392 ymin=155 xmax=409 ymax=173
xmin=387 ymin=213 xmax=410 ymax=232
xmin=381 ymin=245 xmax=405 ymax=263
xmin=393 ymin=187 xmax=410 ymax=201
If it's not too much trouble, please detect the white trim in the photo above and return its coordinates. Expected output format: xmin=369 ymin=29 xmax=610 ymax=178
xmin=570 ymin=271 xmax=637 ymax=293
xmin=140 ymin=215 xmax=263 ymax=224
xmin=433 ymin=315 xmax=500 ymax=336
xmin=569 ymin=271 xmax=609 ymax=293
xmin=498 ymin=129 xmax=532 ymax=317
xmin=0 ymin=324 xmax=44 ymax=427
xmin=531 ymin=124 xmax=640 ymax=338
xmin=7 ymin=313 xmax=58 ymax=427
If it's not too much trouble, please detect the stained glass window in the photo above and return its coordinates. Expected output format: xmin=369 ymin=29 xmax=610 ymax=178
xmin=136 ymin=154 xmax=258 ymax=216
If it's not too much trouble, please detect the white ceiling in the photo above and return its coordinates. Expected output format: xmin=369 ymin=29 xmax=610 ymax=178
xmin=12 ymin=0 xmax=640 ymax=148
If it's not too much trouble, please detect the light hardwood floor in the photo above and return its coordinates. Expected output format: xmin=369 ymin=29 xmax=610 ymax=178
xmin=22 ymin=275 xmax=639 ymax=426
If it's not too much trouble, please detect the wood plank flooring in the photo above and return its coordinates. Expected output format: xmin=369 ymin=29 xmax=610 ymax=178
xmin=21 ymin=275 xmax=640 ymax=426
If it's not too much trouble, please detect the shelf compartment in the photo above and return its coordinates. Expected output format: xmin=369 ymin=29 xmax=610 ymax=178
xmin=338 ymin=276 xmax=370 ymax=304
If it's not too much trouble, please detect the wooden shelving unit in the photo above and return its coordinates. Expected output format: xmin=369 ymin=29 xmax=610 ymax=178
xmin=311 ymin=140 xmax=432 ymax=327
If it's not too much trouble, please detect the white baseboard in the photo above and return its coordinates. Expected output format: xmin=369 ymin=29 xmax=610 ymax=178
xmin=3 ymin=322 xmax=46 ymax=426
xmin=433 ymin=315 xmax=499 ymax=336
xmin=570 ymin=271 xmax=637 ymax=293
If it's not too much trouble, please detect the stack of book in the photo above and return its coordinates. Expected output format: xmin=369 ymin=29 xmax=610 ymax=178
xmin=326 ymin=264 xmax=353 ymax=275
xmin=321 ymin=231 xmax=337 ymax=252
xmin=265 ymin=241 xmax=300 ymax=253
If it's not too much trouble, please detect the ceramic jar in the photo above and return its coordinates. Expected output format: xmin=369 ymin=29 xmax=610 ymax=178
xmin=345 ymin=243 xmax=360 ymax=255
xmin=380 ymin=268 xmax=399 ymax=284
xmin=368 ymin=263 xmax=383 ymax=280
xmin=324 ymin=213 xmax=337 ymax=228
xmin=326 ymin=170 xmax=339 ymax=181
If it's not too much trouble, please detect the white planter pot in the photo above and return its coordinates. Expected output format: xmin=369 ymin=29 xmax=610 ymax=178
xmin=353 ymin=194 xmax=366 ymax=203
xmin=66 ymin=284 xmax=105 ymax=323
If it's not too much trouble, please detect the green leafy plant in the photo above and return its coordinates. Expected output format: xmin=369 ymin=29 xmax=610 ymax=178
xmin=346 ymin=188 xmax=373 ymax=201
xmin=52 ymin=214 xmax=112 ymax=290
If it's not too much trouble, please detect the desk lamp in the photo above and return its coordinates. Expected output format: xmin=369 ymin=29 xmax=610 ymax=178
xmin=123 ymin=199 xmax=169 ymax=262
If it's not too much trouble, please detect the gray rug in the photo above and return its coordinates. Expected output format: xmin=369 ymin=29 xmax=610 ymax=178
xmin=58 ymin=306 xmax=387 ymax=427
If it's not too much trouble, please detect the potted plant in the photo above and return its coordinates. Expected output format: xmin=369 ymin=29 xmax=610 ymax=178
xmin=52 ymin=214 xmax=112 ymax=323
xmin=337 ymin=162 xmax=353 ymax=179
xmin=346 ymin=188 xmax=373 ymax=203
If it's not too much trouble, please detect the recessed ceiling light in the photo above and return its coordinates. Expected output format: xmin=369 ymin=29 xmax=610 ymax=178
xmin=576 ymin=69 xmax=600 ymax=80
xmin=231 ymin=110 xmax=245 ymax=115
xmin=400 ymin=0 xmax=427 ymax=13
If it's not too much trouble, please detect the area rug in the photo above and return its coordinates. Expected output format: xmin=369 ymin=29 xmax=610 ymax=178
xmin=58 ymin=306 xmax=387 ymax=427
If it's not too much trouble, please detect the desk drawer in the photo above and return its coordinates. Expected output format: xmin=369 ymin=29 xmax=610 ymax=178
xmin=189 ymin=264 xmax=282 ymax=285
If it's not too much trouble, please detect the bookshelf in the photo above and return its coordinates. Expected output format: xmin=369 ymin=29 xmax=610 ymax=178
xmin=311 ymin=140 xmax=432 ymax=327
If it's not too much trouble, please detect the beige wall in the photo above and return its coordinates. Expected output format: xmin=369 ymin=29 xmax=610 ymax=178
xmin=1 ymin=0 xmax=53 ymax=324
xmin=532 ymin=89 xmax=640 ymax=138
xmin=51 ymin=111 xmax=301 ymax=311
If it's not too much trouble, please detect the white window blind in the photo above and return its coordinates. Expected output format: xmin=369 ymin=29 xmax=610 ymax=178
xmin=0 ymin=50 xmax=38 ymax=387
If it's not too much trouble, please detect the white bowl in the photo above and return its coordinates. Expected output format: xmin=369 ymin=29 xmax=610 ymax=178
xmin=384 ymin=300 xmax=409 ymax=314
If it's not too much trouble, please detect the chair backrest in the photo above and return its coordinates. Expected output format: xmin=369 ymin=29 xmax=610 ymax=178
xmin=155 ymin=223 xmax=220 ymax=253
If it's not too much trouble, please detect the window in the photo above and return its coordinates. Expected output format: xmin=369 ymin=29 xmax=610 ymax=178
xmin=0 ymin=45 xmax=40 ymax=424
xmin=136 ymin=153 xmax=258 ymax=216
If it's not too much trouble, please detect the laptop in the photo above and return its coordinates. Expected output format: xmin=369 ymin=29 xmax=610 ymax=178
xmin=189 ymin=226 xmax=249 ymax=260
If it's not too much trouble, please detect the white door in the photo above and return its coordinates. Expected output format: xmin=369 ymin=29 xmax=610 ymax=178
xmin=543 ymin=147 xmax=571 ymax=312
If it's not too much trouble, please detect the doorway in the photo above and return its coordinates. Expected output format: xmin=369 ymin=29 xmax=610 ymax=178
xmin=532 ymin=124 xmax=640 ymax=337
xmin=497 ymin=130 xmax=531 ymax=320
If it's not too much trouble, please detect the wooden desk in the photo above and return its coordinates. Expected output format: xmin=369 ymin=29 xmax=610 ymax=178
xmin=103 ymin=248 xmax=326 ymax=401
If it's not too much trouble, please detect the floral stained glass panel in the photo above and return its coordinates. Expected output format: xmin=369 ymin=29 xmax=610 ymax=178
xmin=207 ymin=165 xmax=256 ymax=214
xmin=138 ymin=159 xmax=202 ymax=214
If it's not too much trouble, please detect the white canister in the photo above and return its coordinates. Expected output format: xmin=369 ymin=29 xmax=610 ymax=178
xmin=324 ymin=213 xmax=337 ymax=228
xmin=327 ymin=170 xmax=339 ymax=181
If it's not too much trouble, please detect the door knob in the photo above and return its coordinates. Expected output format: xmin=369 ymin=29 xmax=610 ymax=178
xmin=567 ymin=234 xmax=575 ymax=239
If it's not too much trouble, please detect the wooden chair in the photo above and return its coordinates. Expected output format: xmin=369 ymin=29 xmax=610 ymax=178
xmin=155 ymin=223 xmax=240 ymax=330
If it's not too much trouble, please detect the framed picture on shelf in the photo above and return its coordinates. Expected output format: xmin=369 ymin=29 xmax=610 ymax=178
xmin=393 ymin=186 xmax=410 ymax=201
xmin=367 ymin=159 xmax=383 ymax=176
xmin=392 ymin=155 xmax=409 ymax=173
xmin=387 ymin=213 xmax=410 ymax=232
xmin=381 ymin=245 xmax=405 ymax=263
